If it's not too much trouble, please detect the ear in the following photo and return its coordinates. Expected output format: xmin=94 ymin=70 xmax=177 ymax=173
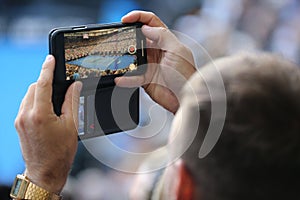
xmin=163 ymin=159 xmax=196 ymax=200
xmin=175 ymin=159 xmax=195 ymax=200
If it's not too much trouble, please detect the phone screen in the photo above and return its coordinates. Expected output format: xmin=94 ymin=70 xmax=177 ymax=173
xmin=64 ymin=26 xmax=139 ymax=80
xmin=50 ymin=23 xmax=146 ymax=139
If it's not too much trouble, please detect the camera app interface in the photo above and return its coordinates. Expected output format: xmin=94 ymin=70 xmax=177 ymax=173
xmin=64 ymin=26 xmax=138 ymax=80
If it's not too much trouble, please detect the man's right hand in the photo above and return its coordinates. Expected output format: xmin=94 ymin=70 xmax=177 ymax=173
xmin=14 ymin=55 xmax=81 ymax=195
xmin=115 ymin=11 xmax=196 ymax=114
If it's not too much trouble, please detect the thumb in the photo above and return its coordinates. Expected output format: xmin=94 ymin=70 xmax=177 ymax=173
xmin=61 ymin=81 xmax=82 ymax=124
xmin=142 ymin=25 xmax=180 ymax=51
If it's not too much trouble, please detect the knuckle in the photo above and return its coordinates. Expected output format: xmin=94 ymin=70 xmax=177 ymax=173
xmin=155 ymin=27 xmax=169 ymax=46
xmin=176 ymin=45 xmax=187 ymax=55
xmin=42 ymin=60 xmax=51 ymax=70
xmin=15 ymin=112 xmax=27 ymax=131
xmin=14 ymin=117 xmax=20 ymax=130
xmin=159 ymin=27 xmax=168 ymax=32
xmin=27 ymin=83 xmax=36 ymax=91
xmin=28 ymin=83 xmax=37 ymax=90
xmin=37 ymin=77 xmax=49 ymax=88
xmin=31 ymin=110 xmax=46 ymax=125
xmin=148 ymin=11 xmax=155 ymax=16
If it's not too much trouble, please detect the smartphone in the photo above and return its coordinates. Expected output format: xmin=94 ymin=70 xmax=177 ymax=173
xmin=49 ymin=22 xmax=147 ymax=140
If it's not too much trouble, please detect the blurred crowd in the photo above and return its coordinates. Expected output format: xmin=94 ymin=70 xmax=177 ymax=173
xmin=0 ymin=0 xmax=299 ymax=199
xmin=2 ymin=0 xmax=298 ymax=62
xmin=64 ymin=27 xmax=137 ymax=80
xmin=64 ymin=1 xmax=300 ymax=199
xmin=65 ymin=27 xmax=135 ymax=61
xmin=172 ymin=0 xmax=300 ymax=66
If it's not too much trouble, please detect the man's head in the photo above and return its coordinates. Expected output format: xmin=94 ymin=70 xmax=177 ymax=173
xmin=165 ymin=52 xmax=300 ymax=200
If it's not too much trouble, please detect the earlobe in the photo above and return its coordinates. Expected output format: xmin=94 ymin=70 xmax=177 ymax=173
xmin=175 ymin=159 xmax=195 ymax=200
xmin=163 ymin=159 xmax=196 ymax=200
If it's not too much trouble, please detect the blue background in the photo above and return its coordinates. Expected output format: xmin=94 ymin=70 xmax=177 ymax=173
xmin=1 ymin=0 xmax=298 ymax=189
xmin=0 ymin=0 xmax=142 ymax=186
xmin=0 ymin=42 xmax=46 ymax=184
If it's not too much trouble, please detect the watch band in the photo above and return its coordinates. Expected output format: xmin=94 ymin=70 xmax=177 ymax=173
xmin=10 ymin=174 xmax=62 ymax=200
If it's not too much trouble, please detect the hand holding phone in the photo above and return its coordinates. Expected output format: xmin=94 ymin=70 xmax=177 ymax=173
xmin=49 ymin=22 xmax=147 ymax=139
xmin=119 ymin=11 xmax=196 ymax=114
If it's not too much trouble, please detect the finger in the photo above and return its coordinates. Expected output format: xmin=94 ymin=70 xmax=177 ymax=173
xmin=122 ymin=10 xmax=167 ymax=28
xmin=15 ymin=83 xmax=37 ymax=132
xmin=115 ymin=75 xmax=145 ymax=88
xmin=145 ymin=84 xmax=179 ymax=114
xmin=34 ymin=55 xmax=55 ymax=111
xmin=142 ymin=25 xmax=180 ymax=51
xmin=19 ymin=83 xmax=36 ymax=112
xmin=61 ymin=81 xmax=82 ymax=126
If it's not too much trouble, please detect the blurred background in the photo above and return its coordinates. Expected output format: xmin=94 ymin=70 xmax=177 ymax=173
xmin=0 ymin=0 xmax=299 ymax=199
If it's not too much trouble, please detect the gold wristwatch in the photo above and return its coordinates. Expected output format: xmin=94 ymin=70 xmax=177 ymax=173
xmin=10 ymin=174 xmax=62 ymax=200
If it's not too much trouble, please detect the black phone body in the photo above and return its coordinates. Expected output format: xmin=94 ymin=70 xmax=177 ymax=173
xmin=49 ymin=22 xmax=147 ymax=140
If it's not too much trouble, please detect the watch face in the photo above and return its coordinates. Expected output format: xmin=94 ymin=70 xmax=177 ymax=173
xmin=11 ymin=178 xmax=22 ymax=196
xmin=11 ymin=175 xmax=62 ymax=200
xmin=10 ymin=175 xmax=29 ymax=198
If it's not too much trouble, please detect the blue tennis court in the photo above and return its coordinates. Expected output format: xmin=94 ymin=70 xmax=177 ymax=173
xmin=67 ymin=55 xmax=135 ymax=70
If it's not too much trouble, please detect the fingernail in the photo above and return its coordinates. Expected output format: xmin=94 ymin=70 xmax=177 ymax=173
xmin=121 ymin=15 xmax=127 ymax=20
xmin=76 ymin=81 xmax=83 ymax=92
xmin=114 ymin=77 xmax=120 ymax=84
xmin=142 ymin=25 xmax=151 ymax=31
xmin=45 ymin=55 xmax=53 ymax=62
xmin=121 ymin=14 xmax=130 ymax=22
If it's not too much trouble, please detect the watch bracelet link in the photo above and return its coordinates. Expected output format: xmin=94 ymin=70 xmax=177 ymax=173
xmin=10 ymin=174 xmax=62 ymax=200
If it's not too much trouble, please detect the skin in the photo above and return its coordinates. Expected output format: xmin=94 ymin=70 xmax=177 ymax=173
xmin=160 ymin=54 xmax=262 ymax=200
xmin=14 ymin=55 xmax=82 ymax=194
xmin=116 ymin=10 xmax=196 ymax=114
xmin=14 ymin=11 xmax=196 ymax=196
